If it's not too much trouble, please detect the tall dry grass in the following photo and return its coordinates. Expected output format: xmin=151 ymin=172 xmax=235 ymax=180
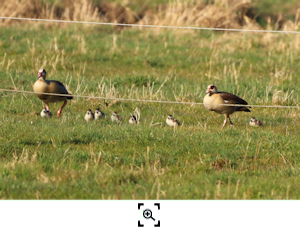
xmin=0 ymin=0 xmax=102 ymax=26
xmin=1 ymin=0 xmax=298 ymax=31
xmin=0 ymin=0 xmax=140 ymax=26
xmin=139 ymin=0 xmax=261 ymax=30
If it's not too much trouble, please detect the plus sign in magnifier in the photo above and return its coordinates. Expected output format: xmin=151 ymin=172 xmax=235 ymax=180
xmin=143 ymin=209 xmax=155 ymax=221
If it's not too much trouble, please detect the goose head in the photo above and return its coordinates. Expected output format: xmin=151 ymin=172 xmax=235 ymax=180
xmin=38 ymin=68 xmax=46 ymax=79
xmin=206 ymin=85 xmax=217 ymax=94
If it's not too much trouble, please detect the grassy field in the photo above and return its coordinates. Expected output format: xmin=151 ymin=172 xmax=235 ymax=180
xmin=0 ymin=1 xmax=300 ymax=199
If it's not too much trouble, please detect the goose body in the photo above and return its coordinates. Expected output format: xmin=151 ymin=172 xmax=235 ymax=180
xmin=33 ymin=78 xmax=71 ymax=104
xmin=33 ymin=69 xmax=73 ymax=117
xmin=204 ymin=85 xmax=250 ymax=128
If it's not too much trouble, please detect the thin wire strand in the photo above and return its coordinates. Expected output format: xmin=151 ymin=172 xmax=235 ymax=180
xmin=1 ymin=16 xmax=300 ymax=34
xmin=0 ymin=88 xmax=299 ymax=109
xmin=0 ymin=17 xmax=299 ymax=109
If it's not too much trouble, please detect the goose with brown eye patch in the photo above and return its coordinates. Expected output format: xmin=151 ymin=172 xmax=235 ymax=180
xmin=40 ymin=108 xmax=52 ymax=119
xmin=95 ymin=108 xmax=105 ymax=120
xmin=203 ymin=84 xmax=251 ymax=128
xmin=111 ymin=111 xmax=123 ymax=123
xmin=84 ymin=109 xmax=94 ymax=122
xmin=166 ymin=114 xmax=180 ymax=127
xmin=33 ymin=68 xmax=73 ymax=117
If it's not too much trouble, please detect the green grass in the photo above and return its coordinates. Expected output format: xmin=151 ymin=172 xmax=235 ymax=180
xmin=253 ymin=0 xmax=300 ymax=22
xmin=0 ymin=21 xmax=300 ymax=199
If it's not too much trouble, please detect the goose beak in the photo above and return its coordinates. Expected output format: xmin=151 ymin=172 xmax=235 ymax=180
xmin=38 ymin=72 xmax=43 ymax=78
xmin=205 ymin=88 xmax=210 ymax=94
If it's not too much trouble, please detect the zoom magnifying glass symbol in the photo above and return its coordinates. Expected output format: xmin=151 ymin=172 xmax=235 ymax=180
xmin=143 ymin=209 xmax=155 ymax=221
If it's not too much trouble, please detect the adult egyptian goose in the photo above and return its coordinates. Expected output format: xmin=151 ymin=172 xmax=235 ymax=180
xmin=33 ymin=69 xmax=73 ymax=117
xmin=203 ymin=85 xmax=250 ymax=128
xmin=95 ymin=108 xmax=105 ymax=120
xmin=166 ymin=114 xmax=180 ymax=127
xmin=111 ymin=111 xmax=122 ymax=122
xmin=40 ymin=108 xmax=52 ymax=119
xmin=249 ymin=117 xmax=263 ymax=127
xmin=129 ymin=115 xmax=138 ymax=124
xmin=84 ymin=109 xmax=94 ymax=122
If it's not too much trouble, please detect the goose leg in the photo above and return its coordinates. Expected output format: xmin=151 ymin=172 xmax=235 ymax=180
xmin=57 ymin=100 xmax=67 ymax=117
xmin=228 ymin=116 xmax=234 ymax=127
xmin=222 ymin=115 xmax=228 ymax=128
xmin=222 ymin=114 xmax=233 ymax=128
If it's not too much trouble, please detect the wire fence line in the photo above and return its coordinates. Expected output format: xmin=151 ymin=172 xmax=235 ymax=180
xmin=1 ymin=16 xmax=300 ymax=34
xmin=0 ymin=16 xmax=299 ymax=109
xmin=0 ymin=88 xmax=299 ymax=109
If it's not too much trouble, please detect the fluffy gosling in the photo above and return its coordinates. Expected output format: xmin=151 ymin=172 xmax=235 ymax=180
xmin=40 ymin=108 xmax=52 ymax=119
xmin=95 ymin=108 xmax=105 ymax=120
xmin=111 ymin=111 xmax=123 ymax=122
xmin=129 ymin=115 xmax=138 ymax=124
xmin=166 ymin=114 xmax=180 ymax=127
xmin=85 ymin=109 xmax=94 ymax=122
xmin=249 ymin=117 xmax=263 ymax=127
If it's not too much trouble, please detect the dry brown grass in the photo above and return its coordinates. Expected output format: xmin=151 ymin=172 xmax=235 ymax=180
xmin=0 ymin=0 xmax=299 ymax=32
xmin=0 ymin=0 xmax=290 ymax=31
xmin=0 ymin=0 xmax=140 ymax=26
xmin=139 ymin=0 xmax=261 ymax=30
xmin=0 ymin=0 xmax=101 ymax=26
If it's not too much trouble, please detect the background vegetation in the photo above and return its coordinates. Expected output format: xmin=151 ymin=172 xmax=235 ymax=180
xmin=0 ymin=0 xmax=300 ymax=199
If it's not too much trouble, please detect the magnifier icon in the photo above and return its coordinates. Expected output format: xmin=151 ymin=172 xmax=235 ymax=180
xmin=143 ymin=209 xmax=155 ymax=221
